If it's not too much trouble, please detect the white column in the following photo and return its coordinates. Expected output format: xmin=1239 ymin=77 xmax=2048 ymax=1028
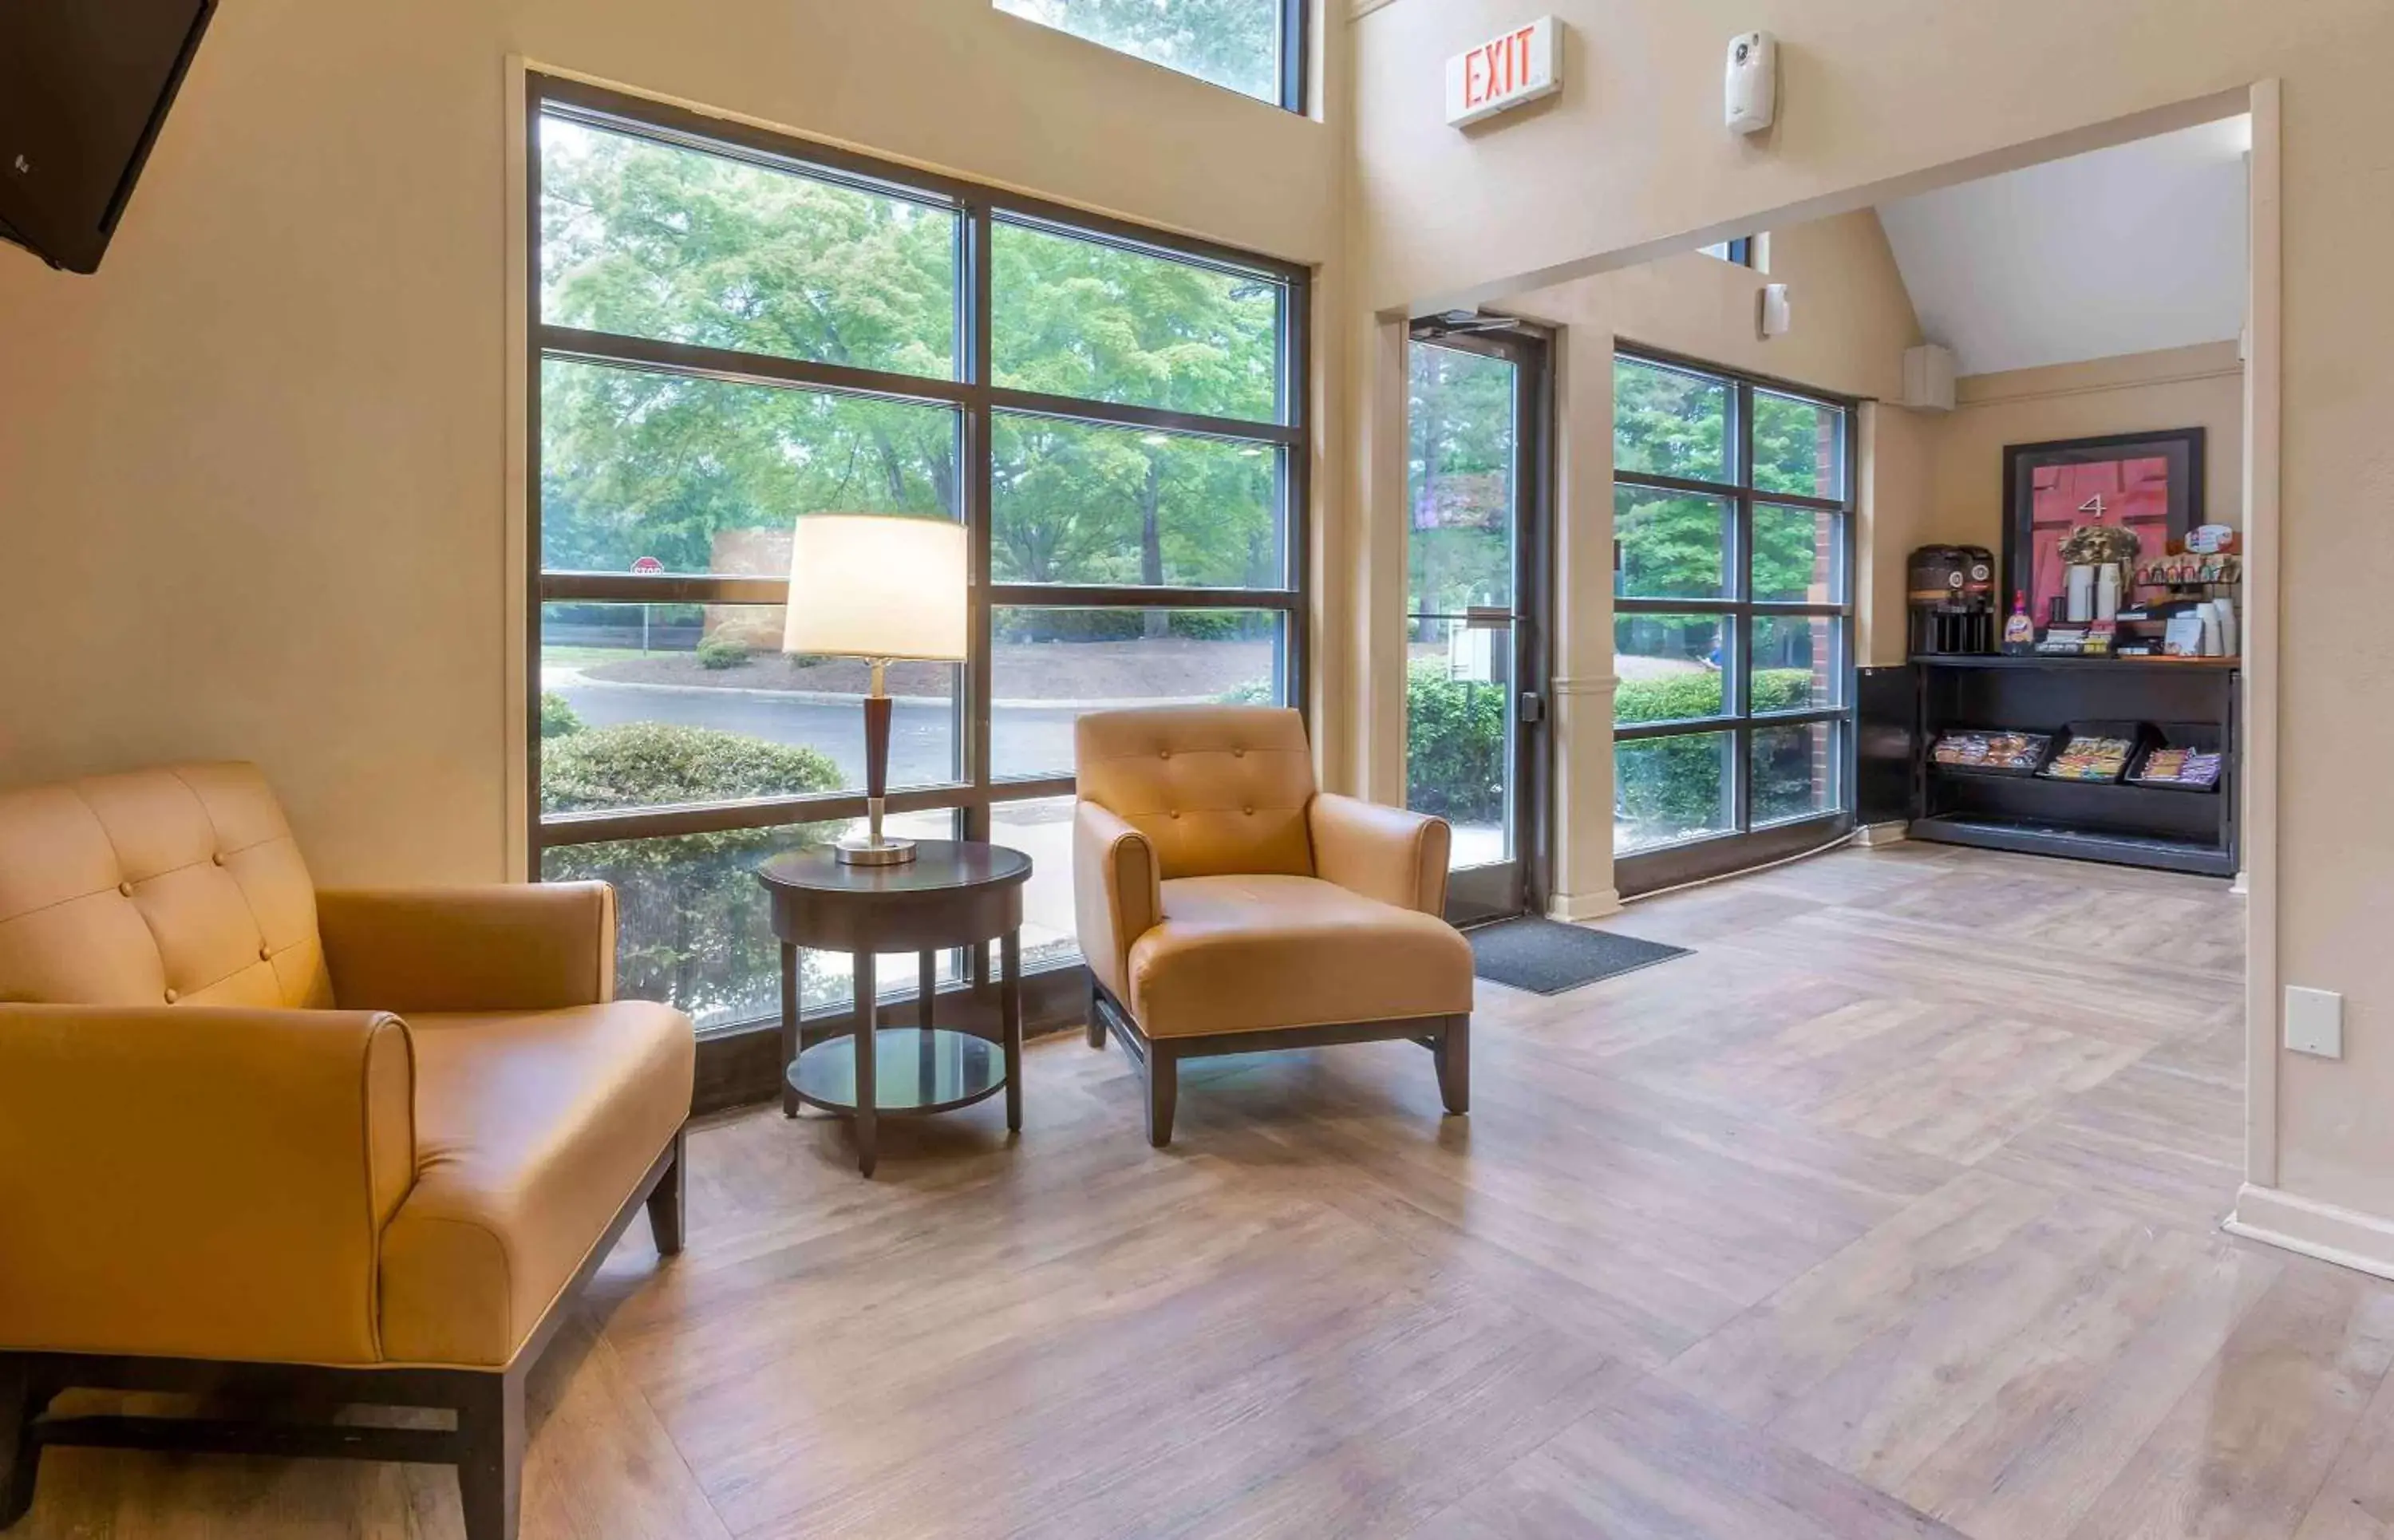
xmin=1547 ymin=322 xmax=1623 ymax=921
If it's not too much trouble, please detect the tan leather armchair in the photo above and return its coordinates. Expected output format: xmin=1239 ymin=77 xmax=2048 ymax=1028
xmin=1074 ymin=705 xmax=1475 ymax=1145
xmin=0 ymin=764 xmax=694 ymax=1540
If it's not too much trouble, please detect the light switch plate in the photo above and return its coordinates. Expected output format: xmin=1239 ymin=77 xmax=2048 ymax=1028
xmin=2286 ymin=986 xmax=2344 ymax=1059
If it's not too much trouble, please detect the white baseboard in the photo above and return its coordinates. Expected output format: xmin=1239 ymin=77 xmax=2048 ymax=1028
xmin=1853 ymin=820 xmax=1910 ymax=849
xmin=1547 ymin=887 xmax=1624 ymax=922
xmin=2226 ymin=1183 xmax=2394 ymax=1281
xmin=2230 ymin=869 xmax=2250 ymax=896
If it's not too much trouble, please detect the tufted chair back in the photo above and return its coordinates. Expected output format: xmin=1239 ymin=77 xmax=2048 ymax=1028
xmin=1073 ymin=705 xmax=1317 ymax=880
xmin=0 ymin=763 xmax=334 ymax=1009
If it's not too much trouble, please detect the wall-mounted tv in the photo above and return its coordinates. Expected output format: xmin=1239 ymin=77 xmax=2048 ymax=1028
xmin=0 ymin=0 xmax=217 ymax=274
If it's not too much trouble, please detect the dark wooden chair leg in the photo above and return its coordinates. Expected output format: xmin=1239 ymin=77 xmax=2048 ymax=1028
xmin=1145 ymin=1042 xmax=1179 ymax=1148
xmin=0 ymin=1355 xmax=44 ymax=1530
xmin=455 ymin=1368 xmax=523 ymax=1540
xmin=1436 ymin=1015 xmax=1471 ymax=1116
xmin=1086 ymin=978 xmax=1108 ymax=1048
xmin=646 ymin=1127 xmax=687 ymax=1257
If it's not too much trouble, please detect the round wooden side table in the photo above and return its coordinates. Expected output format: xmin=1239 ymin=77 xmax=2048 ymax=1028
xmin=757 ymin=839 xmax=1033 ymax=1177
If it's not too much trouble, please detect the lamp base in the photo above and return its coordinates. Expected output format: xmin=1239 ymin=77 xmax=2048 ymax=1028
xmin=835 ymin=833 xmax=917 ymax=867
xmin=841 ymin=689 xmax=911 ymax=865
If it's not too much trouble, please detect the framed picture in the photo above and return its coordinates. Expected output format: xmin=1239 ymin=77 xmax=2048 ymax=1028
xmin=2002 ymin=428 xmax=2204 ymax=623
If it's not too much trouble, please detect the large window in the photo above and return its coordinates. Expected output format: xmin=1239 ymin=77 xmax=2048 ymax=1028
xmin=1612 ymin=352 xmax=1853 ymax=884
xmin=529 ymin=77 xmax=1306 ymax=1033
xmin=993 ymin=0 xmax=1305 ymax=110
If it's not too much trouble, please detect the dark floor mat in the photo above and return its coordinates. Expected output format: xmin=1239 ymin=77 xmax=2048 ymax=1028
xmin=1467 ymin=916 xmax=1691 ymax=995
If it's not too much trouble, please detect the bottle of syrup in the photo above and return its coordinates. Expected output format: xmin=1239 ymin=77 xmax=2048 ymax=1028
xmin=2001 ymin=590 xmax=2036 ymax=655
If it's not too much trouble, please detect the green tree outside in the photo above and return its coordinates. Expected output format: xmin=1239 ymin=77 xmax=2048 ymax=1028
xmin=993 ymin=0 xmax=1286 ymax=102
xmin=539 ymin=116 xmax=1284 ymax=610
xmin=1614 ymin=357 xmax=1843 ymax=609
xmin=535 ymin=113 xmax=1295 ymax=1013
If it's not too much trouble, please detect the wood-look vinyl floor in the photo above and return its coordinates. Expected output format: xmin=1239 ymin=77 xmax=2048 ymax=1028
xmin=22 ymin=843 xmax=2380 ymax=1540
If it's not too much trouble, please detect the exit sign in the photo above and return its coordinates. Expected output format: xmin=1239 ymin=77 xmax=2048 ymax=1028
xmin=1445 ymin=17 xmax=1561 ymax=128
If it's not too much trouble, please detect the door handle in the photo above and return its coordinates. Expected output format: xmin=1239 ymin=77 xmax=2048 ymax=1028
xmin=1519 ymin=690 xmax=1545 ymax=724
xmin=1464 ymin=606 xmax=1516 ymax=630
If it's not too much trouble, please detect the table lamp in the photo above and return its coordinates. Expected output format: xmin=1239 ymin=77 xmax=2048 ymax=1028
xmin=782 ymin=512 xmax=969 ymax=866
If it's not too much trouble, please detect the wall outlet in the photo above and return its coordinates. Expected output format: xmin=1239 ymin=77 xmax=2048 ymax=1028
xmin=2286 ymin=986 xmax=2344 ymax=1059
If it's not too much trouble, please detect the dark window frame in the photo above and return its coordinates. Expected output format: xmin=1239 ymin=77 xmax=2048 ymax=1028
xmin=523 ymin=73 xmax=1311 ymax=1035
xmin=1401 ymin=323 xmax=1556 ymax=927
xmin=1612 ymin=346 xmax=1856 ymax=891
xmin=1282 ymin=0 xmax=1310 ymax=116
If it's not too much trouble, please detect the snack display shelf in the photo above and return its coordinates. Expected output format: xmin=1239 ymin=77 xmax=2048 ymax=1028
xmin=1907 ymin=815 xmax=2237 ymax=879
xmin=1906 ymin=655 xmax=2238 ymax=878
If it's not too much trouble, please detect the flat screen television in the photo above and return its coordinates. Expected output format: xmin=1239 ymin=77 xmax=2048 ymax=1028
xmin=0 ymin=0 xmax=217 ymax=274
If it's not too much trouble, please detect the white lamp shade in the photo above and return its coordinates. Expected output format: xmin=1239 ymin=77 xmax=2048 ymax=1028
xmin=781 ymin=513 xmax=969 ymax=661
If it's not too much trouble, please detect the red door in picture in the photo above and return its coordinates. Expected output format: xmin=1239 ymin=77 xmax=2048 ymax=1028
xmin=2028 ymin=456 xmax=2170 ymax=621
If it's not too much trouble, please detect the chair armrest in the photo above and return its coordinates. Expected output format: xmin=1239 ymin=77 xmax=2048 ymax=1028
xmin=318 ymin=881 xmax=617 ymax=1013
xmin=1308 ymin=793 xmax=1452 ymax=916
xmin=0 ymin=1004 xmax=415 ymax=1365
xmin=1074 ymin=800 xmax=1161 ymax=1003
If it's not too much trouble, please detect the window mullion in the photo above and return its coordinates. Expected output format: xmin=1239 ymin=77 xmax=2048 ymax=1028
xmin=968 ymin=201 xmax=995 ymax=797
xmin=1741 ymin=381 xmax=1766 ymax=729
xmin=539 ymin=326 xmax=974 ymax=409
xmin=988 ymin=387 xmax=1300 ymax=446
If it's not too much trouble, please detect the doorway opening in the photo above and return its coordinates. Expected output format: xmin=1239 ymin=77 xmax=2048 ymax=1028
xmin=1404 ymin=317 xmax=1553 ymax=926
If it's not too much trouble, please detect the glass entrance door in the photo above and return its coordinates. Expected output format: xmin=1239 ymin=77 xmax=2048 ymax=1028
xmin=1405 ymin=325 xmax=1550 ymax=926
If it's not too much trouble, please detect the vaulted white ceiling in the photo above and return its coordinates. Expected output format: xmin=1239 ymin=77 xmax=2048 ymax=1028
xmin=1876 ymin=117 xmax=2250 ymax=377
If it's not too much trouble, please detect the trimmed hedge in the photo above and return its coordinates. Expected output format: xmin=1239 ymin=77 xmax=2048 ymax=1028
xmin=540 ymin=723 xmax=843 ymax=1023
xmin=1617 ymin=669 xmax=1822 ymax=843
xmin=1400 ymin=665 xmax=1823 ymax=835
xmin=993 ymin=610 xmax=1275 ymax=644
xmin=1405 ymin=661 xmax=1507 ymax=823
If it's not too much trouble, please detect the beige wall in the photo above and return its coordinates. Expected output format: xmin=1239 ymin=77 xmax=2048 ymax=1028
xmin=1479 ymin=210 xmax=1922 ymax=910
xmin=0 ymin=0 xmax=1340 ymax=883
xmin=1509 ymin=211 xmax=1923 ymax=403
xmin=1858 ymin=402 xmax=1938 ymax=670
xmin=1348 ymin=0 xmax=2393 ymax=1258
xmin=1924 ymin=342 xmax=2247 ymax=563
xmin=1348 ymin=1 xmax=2281 ymax=318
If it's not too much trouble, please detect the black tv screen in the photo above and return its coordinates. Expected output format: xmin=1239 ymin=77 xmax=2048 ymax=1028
xmin=0 ymin=0 xmax=216 ymax=274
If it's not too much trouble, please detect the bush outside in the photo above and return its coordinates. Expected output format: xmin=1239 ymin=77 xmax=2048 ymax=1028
xmin=1405 ymin=661 xmax=1507 ymax=823
xmin=540 ymin=722 xmax=844 ymax=1025
xmin=1615 ymin=669 xmax=1819 ymax=843
xmin=1400 ymin=663 xmax=1821 ymax=837
xmin=539 ymin=691 xmax=584 ymax=740
xmin=993 ymin=609 xmax=1274 ymax=645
